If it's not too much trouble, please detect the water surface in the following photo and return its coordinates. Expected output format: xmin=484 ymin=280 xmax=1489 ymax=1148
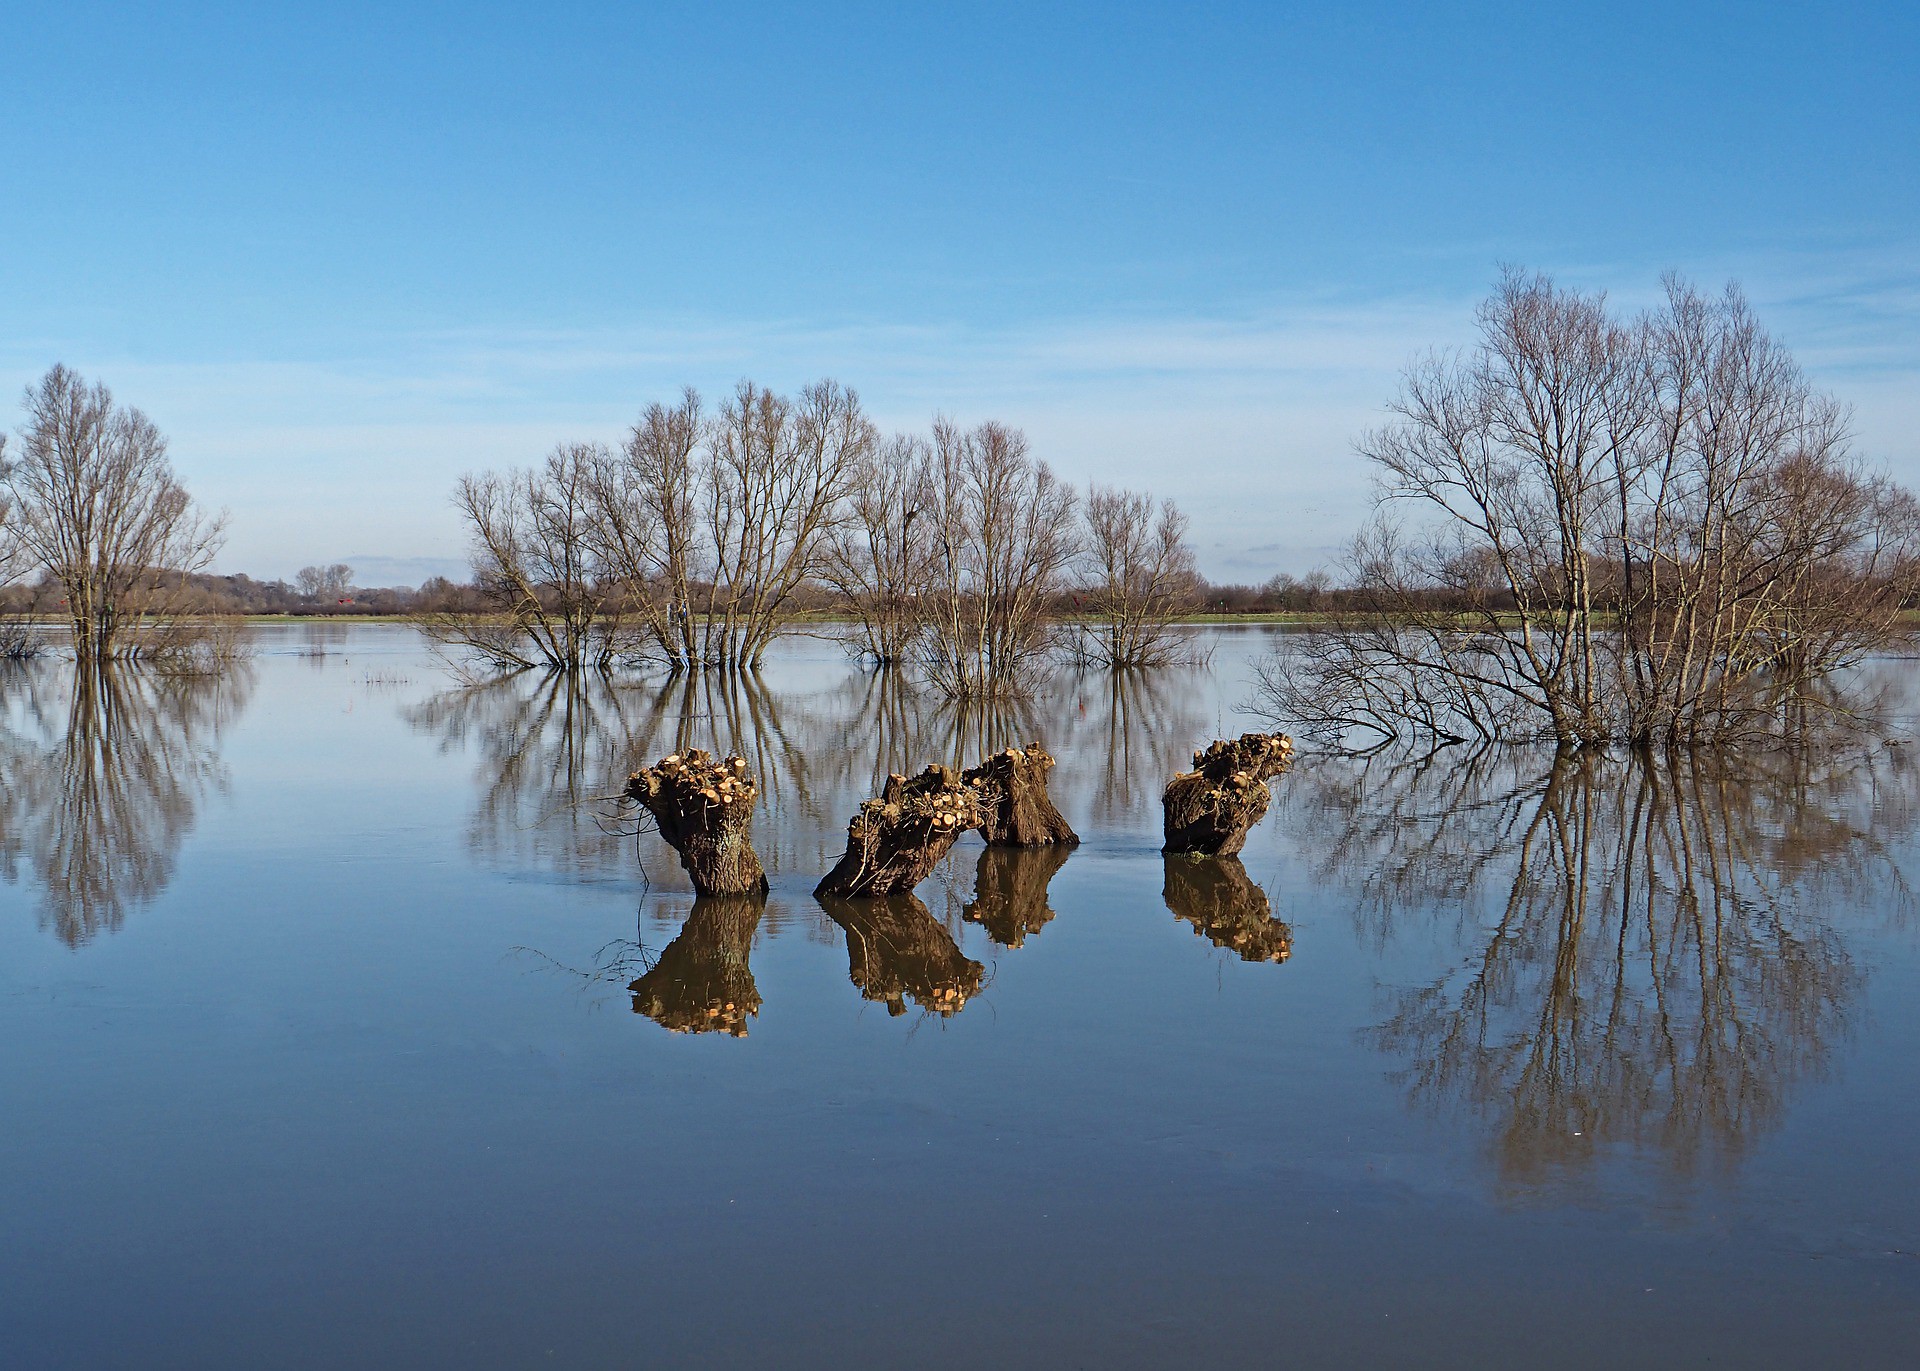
xmin=3 ymin=625 xmax=1918 ymax=1368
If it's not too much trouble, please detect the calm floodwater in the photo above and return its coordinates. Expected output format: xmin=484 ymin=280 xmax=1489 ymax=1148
xmin=4 ymin=624 xmax=1919 ymax=1368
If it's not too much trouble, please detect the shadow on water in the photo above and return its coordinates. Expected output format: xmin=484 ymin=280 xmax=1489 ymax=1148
xmin=1283 ymin=743 xmax=1920 ymax=1195
xmin=0 ymin=659 xmax=253 ymax=946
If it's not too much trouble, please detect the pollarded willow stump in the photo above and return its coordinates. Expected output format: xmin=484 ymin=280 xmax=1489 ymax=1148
xmin=963 ymin=742 xmax=1079 ymax=847
xmin=1161 ymin=732 xmax=1295 ymax=856
xmin=963 ymin=844 xmax=1072 ymax=948
xmin=628 ymin=894 xmax=766 ymax=1036
xmin=814 ymin=765 xmax=984 ymax=898
xmin=1162 ymin=854 xmax=1293 ymax=963
xmin=626 ymin=749 xmax=769 ymax=896
xmin=821 ymin=893 xmax=986 ymax=1017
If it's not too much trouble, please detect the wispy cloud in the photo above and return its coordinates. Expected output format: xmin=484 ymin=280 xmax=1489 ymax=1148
xmin=5 ymin=254 xmax=1915 ymax=582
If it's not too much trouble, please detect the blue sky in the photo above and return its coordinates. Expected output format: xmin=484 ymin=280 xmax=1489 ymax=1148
xmin=3 ymin=1 xmax=1916 ymax=583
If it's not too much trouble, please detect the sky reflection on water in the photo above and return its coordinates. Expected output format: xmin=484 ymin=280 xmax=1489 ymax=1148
xmin=2 ymin=625 xmax=1918 ymax=1369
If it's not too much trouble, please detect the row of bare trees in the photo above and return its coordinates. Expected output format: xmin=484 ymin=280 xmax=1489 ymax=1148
xmin=436 ymin=379 xmax=1201 ymax=693
xmin=1259 ymin=270 xmax=1920 ymax=749
xmin=0 ymin=367 xmax=226 ymax=664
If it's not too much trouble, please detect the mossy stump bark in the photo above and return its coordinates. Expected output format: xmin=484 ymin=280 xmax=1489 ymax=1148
xmin=963 ymin=742 xmax=1079 ymax=847
xmin=626 ymin=749 xmax=768 ymax=896
xmin=1161 ymin=732 xmax=1295 ymax=856
xmin=628 ymin=894 xmax=765 ymax=1036
xmin=1162 ymin=854 xmax=1293 ymax=963
xmin=964 ymin=844 xmax=1072 ymax=948
xmin=820 ymin=893 xmax=985 ymax=1017
xmin=814 ymin=764 xmax=984 ymax=898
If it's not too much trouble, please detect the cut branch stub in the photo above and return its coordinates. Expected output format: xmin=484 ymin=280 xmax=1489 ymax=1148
xmin=629 ymin=893 xmax=765 ymax=1036
xmin=821 ymin=892 xmax=985 ymax=1017
xmin=814 ymin=764 xmax=984 ymax=898
xmin=964 ymin=844 xmax=1071 ymax=948
xmin=1162 ymin=854 xmax=1292 ymax=963
xmin=626 ymin=749 xmax=769 ymax=896
xmin=1161 ymin=732 xmax=1295 ymax=855
xmin=963 ymin=742 xmax=1079 ymax=847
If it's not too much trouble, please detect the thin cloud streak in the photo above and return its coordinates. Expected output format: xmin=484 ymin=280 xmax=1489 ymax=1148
xmin=3 ymin=262 xmax=1914 ymax=584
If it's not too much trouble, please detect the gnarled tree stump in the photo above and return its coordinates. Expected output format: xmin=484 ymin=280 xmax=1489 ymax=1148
xmin=1161 ymin=732 xmax=1295 ymax=856
xmin=629 ymin=894 xmax=766 ymax=1036
xmin=821 ymin=893 xmax=985 ymax=1017
xmin=626 ymin=749 xmax=768 ymax=896
xmin=963 ymin=742 xmax=1079 ymax=847
xmin=1162 ymin=854 xmax=1292 ymax=963
xmin=963 ymin=844 xmax=1072 ymax=948
xmin=814 ymin=764 xmax=984 ymax=897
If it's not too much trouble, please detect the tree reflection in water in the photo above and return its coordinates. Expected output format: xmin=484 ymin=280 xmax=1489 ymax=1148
xmin=1061 ymin=666 xmax=1212 ymax=830
xmin=1161 ymin=854 xmax=1293 ymax=962
xmin=963 ymin=845 xmax=1071 ymax=948
xmin=405 ymin=669 xmax=832 ymax=886
xmin=1287 ymin=745 xmax=1918 ymax=1191
xmin=628 ymin=893 xmax=766 ymax=1036
xmin=0 ymin=659 xmax=251 ymax=946
xmin=819 ymin=894 xmax=986 ymax=1017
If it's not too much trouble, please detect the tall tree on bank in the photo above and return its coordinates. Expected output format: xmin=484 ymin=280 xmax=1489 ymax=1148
xmin=2 ymin=367 xmax=225 ymax=662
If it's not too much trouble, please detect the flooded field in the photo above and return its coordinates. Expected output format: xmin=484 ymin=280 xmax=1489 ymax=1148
xmin=4 ymin=624 xmax=1919 ymax=1368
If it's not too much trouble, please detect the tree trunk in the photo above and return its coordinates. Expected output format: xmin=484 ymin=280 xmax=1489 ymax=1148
xmin=628 ymin=893 xmax=765 ymax=1035
xmin=963 ymin=844 xmax=1071 ymax=948
xmin=820 ymin=892 xmax=985 ymax=1016
xmin=626 ymin=749 xmax=769 ymax=896
xmin=963 ymin=742 xmax=1079 ymax=846
xmin=1160 ymin=732 xmax=1295 ymax=855
xmin=1162 ymin=854 xmax=1292 ymax=963
xmin=814 ymin=764 xmax=983 ymax=897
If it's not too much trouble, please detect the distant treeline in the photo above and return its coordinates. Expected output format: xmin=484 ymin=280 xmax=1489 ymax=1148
xmin=0 ymin=568 xmax=1358 ymax=618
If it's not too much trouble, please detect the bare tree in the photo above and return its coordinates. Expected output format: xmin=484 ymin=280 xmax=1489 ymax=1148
xmin=587 ymin=388 xmax=705 ymax=666
xmin=1070 ymin=484 xmax=1200 ymax=667
xmin=423 ymin=442 xmax=624 ymax=671
xmin=919 ymin=419 xmax=1079 ymax=698
xmin=582 ymin=379 xmax=873 ymax=670
xmin=818 ymin=433 xmax=935 ymax=666
xmin=1258 ymin=270 xmax=1920 ymax=749
xmin=3 ymin=366 xmax=226 ymax=662
xmin=699 ymin=379 xmax=873 ymax=666
xmin=295 ymin=563 xmax=355 ymax=601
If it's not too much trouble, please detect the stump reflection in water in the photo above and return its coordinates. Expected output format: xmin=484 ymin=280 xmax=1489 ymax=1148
xmin=821 ymin=894 xmax=986 ymax=1017
xmin=1286 ymin=745 xmax=1920 ymax=1193
xmin=629 ymin=894 xmax=766 ymax=1037
xmin=1161 ymin=854 xmax=1292 ymax=962
xmin=964 ymin=844 xmax=1072 ymax=948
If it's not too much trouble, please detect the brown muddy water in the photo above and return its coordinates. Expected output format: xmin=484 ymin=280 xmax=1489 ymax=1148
xmin=3 ymin=624 xmax=1918 ymax=1368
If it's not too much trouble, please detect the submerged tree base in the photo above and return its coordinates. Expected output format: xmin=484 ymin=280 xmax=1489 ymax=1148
xmin=1161 ymin=732 xmax=1295 ymax=855
xmin=815 ymin=764 xmax=984 ymax=897
xmin=626 ymin=749 xmax=769 ymax=896
xmin=963 ymin=742 xmax=1079 ymax=846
